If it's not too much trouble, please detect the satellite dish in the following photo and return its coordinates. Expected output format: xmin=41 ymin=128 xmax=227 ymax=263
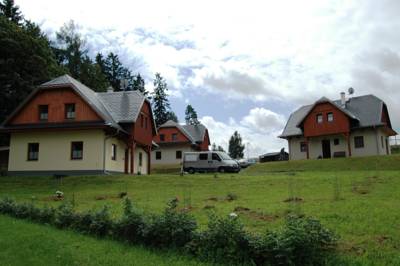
xmin=348 ymin=87 xmax=355 ymax=95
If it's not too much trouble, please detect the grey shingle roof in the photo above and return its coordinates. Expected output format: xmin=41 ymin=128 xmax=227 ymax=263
xmin=159 ymin=120 xmax=208 ymax=144
xmin=3 ymin=75 xmax=150 ymax=134
xmin=97 ymin=91 xmax=145 ymax=123
xmin=280 ymin=94 xmax=389 ymax=138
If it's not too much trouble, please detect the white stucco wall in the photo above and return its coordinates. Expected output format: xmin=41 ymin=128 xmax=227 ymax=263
xmin=9 ymin=130 xmax=104 ymax=172
xmin=151 ymin=144 xmax=195 ymax=165
xmin=134 ymin=147 xmax=148 ymax=175
xmin=288 ymin=127 xmax=391 ymax=160
xmin=104 ymin=137 xmax=126 ymax=173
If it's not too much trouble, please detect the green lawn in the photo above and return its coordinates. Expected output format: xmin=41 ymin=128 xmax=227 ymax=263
xmin=0 ymin=215 xmax=207 ymax=266
xmin=1 ymin=155 xmax=400 ymax=264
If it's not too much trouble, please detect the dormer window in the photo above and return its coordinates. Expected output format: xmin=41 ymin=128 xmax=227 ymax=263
xmin=172 ymin=133 xmax=178 ymax=141
xmin=160 ymin=134 xmax=165 ymax=141
xmin=327 ymin=112 xmax=334 ymax=122
xmin=65 ymin=104 xmax=76 ymax=119
xmin=316 ymin=114 xmax=323 ymax=124
xmin=38 ymin=105 xmax=48 ymax=121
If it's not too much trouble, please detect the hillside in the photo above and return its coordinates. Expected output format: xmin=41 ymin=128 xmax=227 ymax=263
xmin=243 ymin=154 xmax=400 ymax=173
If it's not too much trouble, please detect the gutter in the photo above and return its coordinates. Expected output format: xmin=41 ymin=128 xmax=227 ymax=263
xmin=103 ymin=129 xmax=120 ymax=175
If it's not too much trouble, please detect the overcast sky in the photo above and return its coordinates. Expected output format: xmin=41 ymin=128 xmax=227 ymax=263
xmin=17 ymin=0 xmax=400 ymax=156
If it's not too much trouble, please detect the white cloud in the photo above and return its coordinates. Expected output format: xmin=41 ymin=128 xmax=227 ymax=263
xmin=15 ymin=0 xmax=400 ymax=149
xmin=201 ymin=108 xmax=287 ymax=157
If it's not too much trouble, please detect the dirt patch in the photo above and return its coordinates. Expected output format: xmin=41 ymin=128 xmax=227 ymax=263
xmin=203 ymin=205 xmax=215 ymax=210
xmin=234 ymin=206 xmax=250 ymax=212
xmin=234 ymin=206 xmax=279 ymax=222
xmin=42 ymin=196 xmax=64 ymax=202
xmin=95 ymin=195 xmax=107 ymax=200
xmin=283 ymin=197 xmax=303 ymax=203
xmin=206 ymin=197 xmax=219 ymax=201
xmin=375 ymin=235 xmax=391 ymax=245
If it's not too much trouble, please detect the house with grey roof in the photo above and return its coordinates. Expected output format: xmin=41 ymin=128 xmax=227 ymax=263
xmin=279 ymin=92 xmax=397 ymax=160
xmin=0 ymin=75 xmax=157 ymax=175
xmin=152 ymin=120 xmax=210 ymax=166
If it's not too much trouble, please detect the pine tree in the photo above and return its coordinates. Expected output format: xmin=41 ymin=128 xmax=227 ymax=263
xmin=152 ymin=73 xmax=171 ymax=126
xmin=211 ymin=143 xmax=217 ymax=151
xmin=132 ymin=73 xmax=147 ymax=95
xmin=228 ymin=131 xmax=245 ymax=159
xmin=166 ymin=111 xmax=179 ymax=123
xmin=0 ymin=0 xmax=23 ymax=24
xmin=185 ymin=104 xmax=199 ymax=125
xmin=217 ymin=145 xmax=225 ymax=152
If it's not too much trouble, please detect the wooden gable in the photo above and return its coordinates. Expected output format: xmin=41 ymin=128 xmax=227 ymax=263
xmin=302 ymin=102 xmax=351 ymax=137
xmin=9 ymin=87 xmax=102 ymax=125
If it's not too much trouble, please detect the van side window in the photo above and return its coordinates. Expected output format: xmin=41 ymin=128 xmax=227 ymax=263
xmin=212 ymin=153 xmax=221 ymax=161
xmin=199 ymin=153 xmax=208 ymax=160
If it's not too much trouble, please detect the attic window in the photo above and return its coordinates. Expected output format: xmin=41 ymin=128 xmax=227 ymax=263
xmin=65 ymin=104 xmax=76 ymax=119
xmin=172 ymin=133 xmax=178 ymax=141
xmin=316 ymin=114 xmax=323 ymax=124
xmin=38 ymin=105 xmax=48 ymax=121
xmin=327 ymin=112 xmax=334 ymax=122
xmin=160 ymin=134 xmax=165 ymax=141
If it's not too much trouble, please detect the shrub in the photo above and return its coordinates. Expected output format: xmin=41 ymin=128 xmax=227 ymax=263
xmin=226 ymin=192 xmax=238 ymax=201
xmin=0 ymin=197 xmax=16 ymax=215
xmin=35 ymin=205 xmax=56 ymax=224
xmin=190 ymin=214 xmax=252 ymax=264
xmin=250 ymin=215 xmax=338 ymax=265
xmin=141 ymin=207 xmax=197 ymax=248
xmin=114 ymin=198 xmax=145 ymax=243
xmin=54 ymin=203 xmax=76 ymax=229
xmin=87 ymin=206 xmax=113 ymax=237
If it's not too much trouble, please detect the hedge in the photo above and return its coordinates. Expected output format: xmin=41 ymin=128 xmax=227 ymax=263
xmin=0 ymin=197 xmax=338 ymax=265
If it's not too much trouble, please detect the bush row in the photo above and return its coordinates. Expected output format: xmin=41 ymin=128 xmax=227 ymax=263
xmin=0 ymin=197 xmax=337 ymax=265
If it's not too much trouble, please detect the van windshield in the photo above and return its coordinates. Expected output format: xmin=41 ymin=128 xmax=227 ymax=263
xmin=218 ymin=152 xmax=232 ymax=160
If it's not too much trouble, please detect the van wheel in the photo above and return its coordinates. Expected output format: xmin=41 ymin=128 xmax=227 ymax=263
xmin=188 ymin=168 xmax=195 ymax=174
xmin=218 ymin=167 xmax=225 ymax=173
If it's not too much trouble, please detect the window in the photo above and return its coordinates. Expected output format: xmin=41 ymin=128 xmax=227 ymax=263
xmin=354 ymin=136 xmax=364 ymax=148
xmin=38 ymin=105 xmax=48 ymax=121
xmin=212 ymin=153 xmax=221 ymax=161
xmin=140 ymin=114 xmax=144 ymax=127
xmin=172 ymin=133 xmax=178 ymax=141
xmin=159 ymin=134 xmax=165 ymax=141
xmin=327 ymin=112 xmax=334 ymax=122
xmin=65 ymin=104 xmax=76 ymax=119
xmin=316 ymin=114 xmax=323 ymax=123
xmin=199 ymin=153 xmax=208 ymax=160
xmin=176 ymin=150 xmax=182 ymax=159
xmin=300 ymin=142 xmax=307 ymax=152
xmin=27 ymin=143 xmax=39 ymax=161
xmin=139 ymin=152 xmax=143 ymax=166
xmin=71 ymin=141 xmax=83 ymax=160
xmin=334 ymin=139 xmax=339 ymax=145
xmin=156 ymin=151 xmax=162 ymax=160
xmin=111 ymin=144 xmax=117 ymax=160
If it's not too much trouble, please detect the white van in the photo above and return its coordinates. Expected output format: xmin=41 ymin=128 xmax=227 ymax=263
xmin=182 ymin=151 xmax=240 ymax=174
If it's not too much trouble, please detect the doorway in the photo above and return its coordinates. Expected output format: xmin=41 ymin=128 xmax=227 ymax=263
xmin=322 ymin=139 xmax=331 ymax=158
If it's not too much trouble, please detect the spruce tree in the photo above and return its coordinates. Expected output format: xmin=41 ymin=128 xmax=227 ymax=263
xmin=185 ymin=104 xmax=199 ymax=125
xmin=152 ymin=73 xmax=171 ymax=126
xmin=0 ymin=0 xmax=23 ymax=24
xmin=132 ymin=73 xmax=147 ymax=95
xmin=228 ymin=131 xmax=245 ymax=159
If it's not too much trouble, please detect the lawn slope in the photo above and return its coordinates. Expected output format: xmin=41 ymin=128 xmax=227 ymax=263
xmin=0 ymin=215 xmax=207 ymax=266
xmin=243 ymin=154 xmax=400 ymax=173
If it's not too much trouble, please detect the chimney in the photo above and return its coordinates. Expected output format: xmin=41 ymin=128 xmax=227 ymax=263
xmin=107 ymin=86 xmax=113 ymax=93
xmin=340 ymin=92 xmax=346 ymax=107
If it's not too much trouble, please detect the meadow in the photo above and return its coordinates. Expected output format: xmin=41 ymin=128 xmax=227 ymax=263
xmin=1 ymin=155 xmax=400 ymax=265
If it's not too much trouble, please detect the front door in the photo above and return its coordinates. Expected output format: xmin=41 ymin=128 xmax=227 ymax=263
xmin=322 ymin=139 xmax=331 ymax=158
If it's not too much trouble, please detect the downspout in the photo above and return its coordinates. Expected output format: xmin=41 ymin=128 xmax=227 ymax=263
xmin=103 ymin=129 xmax=120 ymax=175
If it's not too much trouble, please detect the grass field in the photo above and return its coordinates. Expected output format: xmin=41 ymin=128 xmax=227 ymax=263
xmin=1 ymin=155 xmax=400 ymax=264
xmin=0 ymin=215 xmax=207 ymax=266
